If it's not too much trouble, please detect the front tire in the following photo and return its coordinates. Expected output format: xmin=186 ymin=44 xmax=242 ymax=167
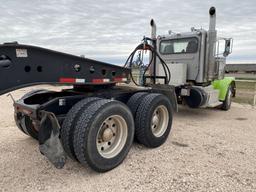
xmin=73 ymin=99 xmax=134 ymax=172
xmin=221 ymin=86 xmax=232 ymax=111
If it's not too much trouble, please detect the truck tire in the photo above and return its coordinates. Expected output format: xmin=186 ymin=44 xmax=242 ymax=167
xmin=60 ymin=97 xmax=100 ymax=160
xmin=221 ymin=86 xmax=232 ymax=111
xmin=14 ymin=89 xmax=51 ymax=139
xmin=14 ymin=113 xmax=38 ymax=140
xmin=134 ymin=93 xmax=173 ymax=148
xmin=127 ymin=92 xmax=148 ymax=116
xmin=73 ymin=99 xmax=134 ymax=172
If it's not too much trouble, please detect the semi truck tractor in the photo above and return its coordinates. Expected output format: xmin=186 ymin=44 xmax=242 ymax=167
xmin=0 ymin=7 xmax=235 ymax=172
xmin=147 ymin=7 xmax=235 ymax=110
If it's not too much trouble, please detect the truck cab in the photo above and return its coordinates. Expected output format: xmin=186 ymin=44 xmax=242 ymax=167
xmin=153 ymin=7 xmax=235 ymax=109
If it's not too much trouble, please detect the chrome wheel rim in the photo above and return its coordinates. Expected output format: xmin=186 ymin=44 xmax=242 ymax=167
xmin=151 ymin=105 xmax=169 ymax=137
xmin=96 ymin=115 xmax=128 ymax=158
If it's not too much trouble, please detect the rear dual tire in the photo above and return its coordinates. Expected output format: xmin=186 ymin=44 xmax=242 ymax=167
xmin=126 ymin=92 xmax=148 ymax=116
xmin=61 ymin=98 xmax=134 ymax=172
xmin=127 ymin=93 xmax=173 ymax=148
xmin=60 ymin=97 xmax=101 ymax=160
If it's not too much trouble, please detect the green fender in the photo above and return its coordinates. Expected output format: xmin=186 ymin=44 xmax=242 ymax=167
xmin=212 ymin=77 xmax=235 ymax=101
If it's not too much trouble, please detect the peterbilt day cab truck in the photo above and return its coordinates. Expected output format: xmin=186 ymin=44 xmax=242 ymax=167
xmin=151 ymin=6 xmax=235 ymax=110
xmin=0 ymin=7 xmax=234 ymax=172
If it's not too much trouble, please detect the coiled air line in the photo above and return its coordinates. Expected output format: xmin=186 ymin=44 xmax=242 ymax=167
xmin=124 ymin=37 xmax=171 ymax=86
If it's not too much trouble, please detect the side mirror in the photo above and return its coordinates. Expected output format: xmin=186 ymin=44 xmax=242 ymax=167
xmin=223 ymin=38 xmax=233 ymax=57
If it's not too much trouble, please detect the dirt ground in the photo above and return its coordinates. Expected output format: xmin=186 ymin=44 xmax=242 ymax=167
xmin=0 ymin=86 xmax=255 ymax=192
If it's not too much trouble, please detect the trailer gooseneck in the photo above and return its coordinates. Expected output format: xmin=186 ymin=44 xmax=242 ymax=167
xmin=0 ymin=7 xmax=235 ymax=172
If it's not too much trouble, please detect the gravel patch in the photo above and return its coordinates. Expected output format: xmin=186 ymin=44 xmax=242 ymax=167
xmin=0 ymin=86 xmax=255 ymax=192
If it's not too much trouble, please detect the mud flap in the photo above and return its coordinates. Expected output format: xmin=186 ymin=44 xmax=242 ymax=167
xmin=38 ymin=111 xmax=66 ymax=169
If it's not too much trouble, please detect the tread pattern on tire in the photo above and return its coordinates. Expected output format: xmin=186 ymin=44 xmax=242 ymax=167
xmin=135 ymin=93 xmax=172 ymax=148
xmin=135 ymin=93 xmax=160 ymax=146
xmin=127 ymin=92 xmax=148 ymax=116
xmin=60 ymin=97 xmax=100 ymax=159
xmin=73 ymin=99 xmax=134 ymax=172
xmin=73 ymin=99 xmax=111 ymax=167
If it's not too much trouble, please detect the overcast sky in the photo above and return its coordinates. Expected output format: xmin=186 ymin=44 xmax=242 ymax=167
xmin=0 ymin=0 xmax=255 ymax=64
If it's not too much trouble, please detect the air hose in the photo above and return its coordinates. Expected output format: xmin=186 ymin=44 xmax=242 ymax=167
xmin=124 ymin=38 xmax=171 ymax=86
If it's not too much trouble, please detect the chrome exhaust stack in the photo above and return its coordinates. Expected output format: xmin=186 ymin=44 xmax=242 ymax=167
xmin=150 ymin=19 xmax=157 ymax=40
xmin=150 ymin=19 xmax=157 ymax=80
xmin=207 ymin=7 xmax=217 ymax=81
